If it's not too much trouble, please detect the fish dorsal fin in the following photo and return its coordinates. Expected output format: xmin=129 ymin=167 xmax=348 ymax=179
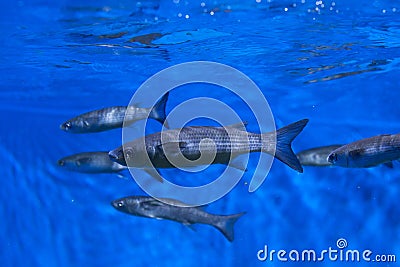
xmin=144 ymin=199 xmax=165 ymax=207
xmin=228 ymin=157 xmax=248 ymax=171
xmin=223 ymin=121 xmax=248 ymax=131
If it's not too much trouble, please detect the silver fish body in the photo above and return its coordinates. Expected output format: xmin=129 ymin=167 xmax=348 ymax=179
xmin=328 ymin=134 xmax=400 ymax=168
xmin=109 ymin=119 xmax=309 ymax=173
xmin=111 ymin=196 xmax=245 ymax=242
xmin=60 ymin=92 xmax=169 ymax=133
xmin=58 ymin=151 xmax=127 ymax=173
xmin=296 ymin=145 xmax=343 ymax=167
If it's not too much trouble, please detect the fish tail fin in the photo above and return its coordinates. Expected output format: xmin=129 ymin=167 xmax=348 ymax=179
xmin=214 ymin=212 xmax=245 ymax=242
xmin=149 ymin=92 xmax=170 ymax=128
xmin=273 ymin=119 xmax=309 ymax=173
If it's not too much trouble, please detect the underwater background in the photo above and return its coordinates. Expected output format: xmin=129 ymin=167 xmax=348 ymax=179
xmin=1 ymin=0 xmax=400 ymax=266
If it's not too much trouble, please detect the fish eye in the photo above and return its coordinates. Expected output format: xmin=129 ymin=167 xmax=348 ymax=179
xmin=57 ymin=160 xmax=65 ymax=166
xmin=63 ymin=122 xmax=72 ymax=130
xmin=117 ymin=201 xmax=124 ymax=207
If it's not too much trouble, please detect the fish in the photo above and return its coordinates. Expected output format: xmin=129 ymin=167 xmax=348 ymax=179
xmin=109 ymin=119 xmax=309 ymax=175
xmin=296 ymin=145 xmax=343 ymax=167
xmin=327 ymin=134 xmax=400 ymax=168
xmin=57 ymin=151 xmax=127 ymax=173
xmin=60 ymin=92 xmax=169 ymax=133
xmin=111 ymin=196 xmax=245 ymax=242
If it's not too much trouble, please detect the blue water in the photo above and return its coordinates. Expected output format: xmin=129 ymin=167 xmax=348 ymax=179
xmin=2 ymin=0 xmax=400 ymax=266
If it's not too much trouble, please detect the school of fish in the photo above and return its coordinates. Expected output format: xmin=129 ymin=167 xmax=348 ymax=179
xmin=58 ymin=88 xmax=399 ymax=242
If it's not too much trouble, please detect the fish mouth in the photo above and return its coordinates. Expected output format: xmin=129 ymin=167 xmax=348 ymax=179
xmin=60 ymin=121 xmax=72 ymax=131
xmin=110 ymin=200 xmax=118 ymax=209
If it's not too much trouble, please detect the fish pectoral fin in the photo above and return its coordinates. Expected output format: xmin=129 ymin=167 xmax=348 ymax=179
xmin=228 ymin=157 xmax=248 ymax=171
xmin=383 ymin=161 xmax=394 ymax=168
xmin=147 ymin=213 xmax=163 ymax=220
xmin=183 ymin=222 xmax=196 ymax=232
xmin=116 ymin=173 xmax=129 ymax=180
xmin=348 ymin=149 xmax=365 ymax=158
xmin=143 ymin=168 xmax=164 ymax=183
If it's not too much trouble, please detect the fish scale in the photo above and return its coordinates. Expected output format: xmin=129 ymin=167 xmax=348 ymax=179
xmin=147 ymin=126 xmax=263 ymax=155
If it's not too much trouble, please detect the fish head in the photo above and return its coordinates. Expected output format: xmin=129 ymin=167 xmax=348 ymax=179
xmin=57 ymin=155 xmax=92 ymax=171
xmin=60 ymin=121 xmax=73 ymax=132
xmin=60 ymin=118 xmax=91 ymax=133
xmin=111 ymin=197 xmax=141 ymax=215
xmin=57 ymin=156 xmax=75 ymax=168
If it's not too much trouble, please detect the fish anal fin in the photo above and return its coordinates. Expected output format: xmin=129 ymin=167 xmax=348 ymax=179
xmin=183 ymin=222 xmax=197 ymax=232
xmin=383 ymin=161 xmax=394 ymax=168
xmin=143 ymin=168 xmax=164 ymax=183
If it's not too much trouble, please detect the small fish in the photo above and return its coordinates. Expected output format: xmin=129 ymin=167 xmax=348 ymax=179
xmin=111 ymin=196 xmax=245 ymax=242
xmin=58 ymin=152 xmax=127 ymax=173
xmin=327 ymin=134 xmax=400 ymax=168
xmin=296 ymin=145 xmax=343 ymax=167
xmin=60 ymin=92 xmax=169 ymax=133
xmin=109 ymin=119 xmax=309 ymax=175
